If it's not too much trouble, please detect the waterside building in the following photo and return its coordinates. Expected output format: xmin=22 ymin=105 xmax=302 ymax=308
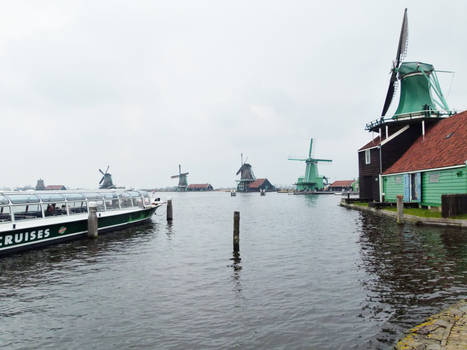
xmin=381 ymin=111 xmax=467 ymax=207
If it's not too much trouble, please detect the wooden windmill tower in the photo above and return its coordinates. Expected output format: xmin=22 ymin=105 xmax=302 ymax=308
xmin=99 ymin=166 xmax=116 ymax=189
xmin=171 ymin=164 xmax=189 ymax=192
xmin=289 ymin=138 xmax=332 ymax=192
xmin=235 ymin=154 xmax=256 ymax=192
xmin=359 ymin=8 xmax=454 ymax=201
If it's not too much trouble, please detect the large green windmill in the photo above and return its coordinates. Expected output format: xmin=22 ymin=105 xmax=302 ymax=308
xmin=366 ymin=8 xmax=453 ymax=132
xmin=289 ymin=138 xmax=332 ymax=192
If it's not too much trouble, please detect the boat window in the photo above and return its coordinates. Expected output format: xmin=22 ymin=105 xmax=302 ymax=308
xmin=44 ymin=202 xmax=67 ymax=217
xmin=12 ymin=204 xmax=43 ymax=221
xmin=86 ymin=193 xmax=103 ymax=201
xmin=68 ymin=201 xmax=87 ymax=214
xmin=65 ymin=193 xmax=86 ymax=201
xmin=6 ymin=194 xmax=40 ymax=204
xmin=105 ymin=193 xmax=120 ymax=210
xmin=0 ymin=206 xmax=11 ymax=222
xmin=120 ymin=193 xmax=133 ymax=208
xmin=128 ymin=192 xmax=142 ymax=207
xmin=38 ymin=193 xmax=65 ymax=202
xmin=141 ymin=191 xmax=151 ymax=205
xmin=0 ymin=195 xmax=9 ymax=205
xmin=134 ymin=196 xmax=143 ymax=207
xmin=95 ymin=199 xmax=105 ymax=212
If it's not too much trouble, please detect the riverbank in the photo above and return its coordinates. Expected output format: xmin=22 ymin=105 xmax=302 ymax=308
xmin=396 ymin=300 xmax=467 ymax=350
xmin=340 ymin=200 xmax=467 ymax=228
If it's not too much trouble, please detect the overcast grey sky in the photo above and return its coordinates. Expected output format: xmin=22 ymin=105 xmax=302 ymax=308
xmin=1 ymin=0 xmax=466 ymax=189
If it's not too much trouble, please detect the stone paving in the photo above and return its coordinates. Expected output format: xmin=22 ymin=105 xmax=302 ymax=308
xmin=395 ymin=300 xmax=467 ymax=350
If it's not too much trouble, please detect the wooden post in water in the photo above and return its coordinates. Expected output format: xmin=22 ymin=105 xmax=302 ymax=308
xmin=87 ymin=202 xmax=98 ymax=238
xmin=396 ymin=195 xmax=404 ymax=224
xmin=233 ymin=211 xmax=240 ymax=253
xmin=167 ymin=199 xmax=173 ymax=222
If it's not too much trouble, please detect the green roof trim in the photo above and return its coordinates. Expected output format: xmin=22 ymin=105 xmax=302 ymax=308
xmin=398 ymin=62 xmax=434 ymax=76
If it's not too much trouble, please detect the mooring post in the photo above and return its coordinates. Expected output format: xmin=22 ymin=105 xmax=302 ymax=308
xmin=233 ymin=211 xmax=240 ymax=253
xmin=396 ymin=195 xmax=404 ymax=224
xmin=167 ymin=199 xmax=173 ymax=222
xmin=87 ymin=202 xmax=98 ymax=238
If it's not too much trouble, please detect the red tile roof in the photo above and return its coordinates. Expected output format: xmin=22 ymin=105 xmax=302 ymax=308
xmin=248 ymin=178 xmax=266 ymax=189
xmin=45 ymin=185 xmax=66 ymax=190
xmin=187 ymin=184 xmax=212 ymax=189
xmin=384 ymin=111 xmax=467 ymax=174
xmin=359 ymin=134 xmax=387 ymax=151
xmin=329 ymin=180 xmax=354 ymax=187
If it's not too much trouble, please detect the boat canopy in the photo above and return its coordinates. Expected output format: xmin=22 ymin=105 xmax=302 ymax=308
xmin=7 ymin=194 xmax=41 ymax=204
xmin=0 ymin=195 xmax=9 ymax=205
xmin=0 ymin=190 xmax=150 ymax=203
xmin=0 ymin=190 xmax=153 ymax=223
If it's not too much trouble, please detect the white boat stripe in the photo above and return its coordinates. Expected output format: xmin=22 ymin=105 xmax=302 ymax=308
xmin=0 ymin=215 xmax=153 ymax=251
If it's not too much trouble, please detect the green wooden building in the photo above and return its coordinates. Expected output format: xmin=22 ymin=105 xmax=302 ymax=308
xmin=382 ymin=111 xmax=467 ymax=207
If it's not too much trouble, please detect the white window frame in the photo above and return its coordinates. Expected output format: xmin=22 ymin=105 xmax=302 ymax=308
xmin=365 ymin=149 xmax=371 ymax=165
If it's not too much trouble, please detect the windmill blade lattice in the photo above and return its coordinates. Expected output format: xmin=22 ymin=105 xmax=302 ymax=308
xmin=381 ymin=8 xmax=408 ymax=117
xmin=308 ymin=138 xmax=313 ymax=158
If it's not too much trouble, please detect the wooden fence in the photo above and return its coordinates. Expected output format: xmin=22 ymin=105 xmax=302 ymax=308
xmin=441 ymin=194 xmax=467 ymax=218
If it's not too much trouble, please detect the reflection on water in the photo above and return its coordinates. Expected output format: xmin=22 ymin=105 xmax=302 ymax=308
xmin=0 ymin=222 xmax=157 ymax=289
xmin=303 ymin=193 xmax=319 ymax=207
xmin=357 ymin=212 xmax=467 ymax=346
xmin=229 ymin=252 xmax=242 ymax=294
xmin=0 ymin=193 xmax=465 ymax=349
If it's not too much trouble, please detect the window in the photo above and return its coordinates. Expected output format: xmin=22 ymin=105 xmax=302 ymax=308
xmin=103 ymin=193 xmax=120 ymax=210
xmin=7 ymin=194 xmax=40 ymax=204
xmin=429 ymin=173 xmax=440 ymax=183
xmin=0 ymin=206 xmax=11 ymax=222
xmin=43 ymin=202 xmax=67 ymax=216
xmin=365 ymin=149 xmax=371 ymax=164
xmin=120 ymin=193 xmax=132 ymax=208
xmin=141 ymin=192 xmax=150 ymax=206
xmin=68 ymin=201 xmax=87 ymax=214
xmin=0 ymin=195 xmax=9 ymax=205
xmin=130 ymin=192 xmax=143 ymax=208
xmin=12 ymin=204 xmax=43 ymax=220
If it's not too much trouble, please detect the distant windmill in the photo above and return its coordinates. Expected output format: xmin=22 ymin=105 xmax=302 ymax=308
xmin=99 ymin=166 xmax=116 ymax=189
xmin=288 ymin=138 xmax=332 ymax=192
xmin=235 ymin=154 xmax=256 ymax=192
xmin=171 ymin=164 xmax=189 ymax=191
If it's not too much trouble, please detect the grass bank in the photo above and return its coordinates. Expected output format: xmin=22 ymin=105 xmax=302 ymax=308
xmin=383 ymin=207 xmax=467 ymax=220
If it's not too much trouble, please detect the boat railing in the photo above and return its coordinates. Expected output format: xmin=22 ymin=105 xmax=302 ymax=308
xmin=0 ymin=189 xmax=151 ymax=224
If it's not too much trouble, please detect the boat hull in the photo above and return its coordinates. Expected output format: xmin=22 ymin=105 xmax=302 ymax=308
xmin=0 ymin=206 xmax=158 ymax=256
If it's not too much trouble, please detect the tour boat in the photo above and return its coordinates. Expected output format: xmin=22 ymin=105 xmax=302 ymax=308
xmin=0 ymin=189 xmax=164 ymax=256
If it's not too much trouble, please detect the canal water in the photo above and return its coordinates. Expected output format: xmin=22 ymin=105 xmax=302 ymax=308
xmin=0 ymin=193 xmax=465 ymax=349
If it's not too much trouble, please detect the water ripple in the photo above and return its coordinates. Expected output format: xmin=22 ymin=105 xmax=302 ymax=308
xmin=1 ymin=193 xmax=465 ymax=349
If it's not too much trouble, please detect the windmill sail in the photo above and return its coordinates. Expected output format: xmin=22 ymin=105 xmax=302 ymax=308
xmin=381 ymin=8 xmax=408 ymax=117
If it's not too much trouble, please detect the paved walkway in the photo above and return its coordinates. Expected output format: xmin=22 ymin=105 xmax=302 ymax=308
xmin=396 ymin=300 xmax=467 ymax=350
